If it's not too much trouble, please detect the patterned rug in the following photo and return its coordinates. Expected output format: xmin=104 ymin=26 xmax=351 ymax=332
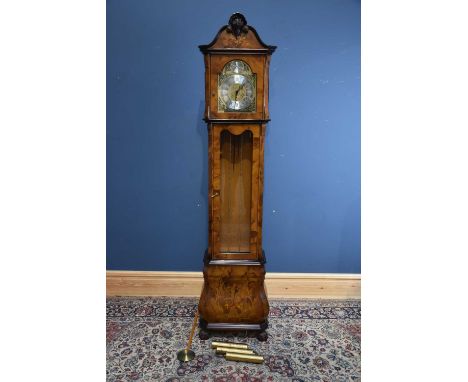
xmin=107 ymin=297 xmax=361 ymax=381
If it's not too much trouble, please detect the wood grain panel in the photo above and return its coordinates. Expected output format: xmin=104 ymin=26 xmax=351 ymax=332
xmin=211 ymin=124 xmax=261 ymax=261
xmin=219 ymin=130 xmax=252 ymax=252
xmin=107 ymin=271 xmax=361 ymax=299
xmin=199 ymin=264 xmax=268 ymax=323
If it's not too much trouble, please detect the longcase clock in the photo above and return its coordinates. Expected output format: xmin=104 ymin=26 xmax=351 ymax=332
xmin=198 ymin=13 xmax=276 ymax=341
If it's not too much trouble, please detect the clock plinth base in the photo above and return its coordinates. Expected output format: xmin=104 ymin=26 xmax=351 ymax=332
xmin=198 ymin=250 xmax=269 ymax=341
xmin=198 ymin=318 xmax=268 ymax=341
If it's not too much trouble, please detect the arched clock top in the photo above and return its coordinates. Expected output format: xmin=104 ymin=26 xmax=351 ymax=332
xmin=199 ymin=13 xmax=276 ymax=54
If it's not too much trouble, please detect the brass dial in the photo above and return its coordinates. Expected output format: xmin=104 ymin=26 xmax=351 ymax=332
xmin=218 ymin=60 xmax=256 ymax=112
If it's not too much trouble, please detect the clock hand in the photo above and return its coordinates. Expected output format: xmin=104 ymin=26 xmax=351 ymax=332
xmin=235 ymin=84 xmax=244 ymax=101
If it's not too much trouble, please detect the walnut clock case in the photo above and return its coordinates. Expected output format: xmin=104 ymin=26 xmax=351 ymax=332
xmin=198 ymin=13 xmax=276 ymax=342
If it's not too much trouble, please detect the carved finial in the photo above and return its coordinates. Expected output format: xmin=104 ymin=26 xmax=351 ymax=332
xmin=226 ymin=12 xmax=248 ymax=38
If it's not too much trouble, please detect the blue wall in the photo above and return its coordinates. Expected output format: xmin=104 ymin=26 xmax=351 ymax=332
xmin=107 ymin=0 xmax=360 ymax=273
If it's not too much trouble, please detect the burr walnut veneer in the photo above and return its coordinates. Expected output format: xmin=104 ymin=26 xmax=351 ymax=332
xmin=198 ymin=13 xmax=276 ymax=341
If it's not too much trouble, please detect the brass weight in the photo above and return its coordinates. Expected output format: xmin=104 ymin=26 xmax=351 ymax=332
xmin=211 ymin=341 xmax=249 ymax=350
xmin=225 ymin=353 xmax=264 ymax=364
xmin=215 ymin=347 xmax=255 ymax=355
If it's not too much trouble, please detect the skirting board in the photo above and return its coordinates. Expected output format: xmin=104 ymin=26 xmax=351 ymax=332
xmin=107 ymin=271 xmax=360 ymax=299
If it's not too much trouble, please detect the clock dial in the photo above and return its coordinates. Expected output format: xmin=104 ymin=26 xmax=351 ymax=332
xmin=218 ymin=60 xmax=256 ymax=112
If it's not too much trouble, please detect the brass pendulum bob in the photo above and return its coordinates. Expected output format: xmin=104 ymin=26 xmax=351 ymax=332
xmin=176 ymin=309 xmax=199 ymax=362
